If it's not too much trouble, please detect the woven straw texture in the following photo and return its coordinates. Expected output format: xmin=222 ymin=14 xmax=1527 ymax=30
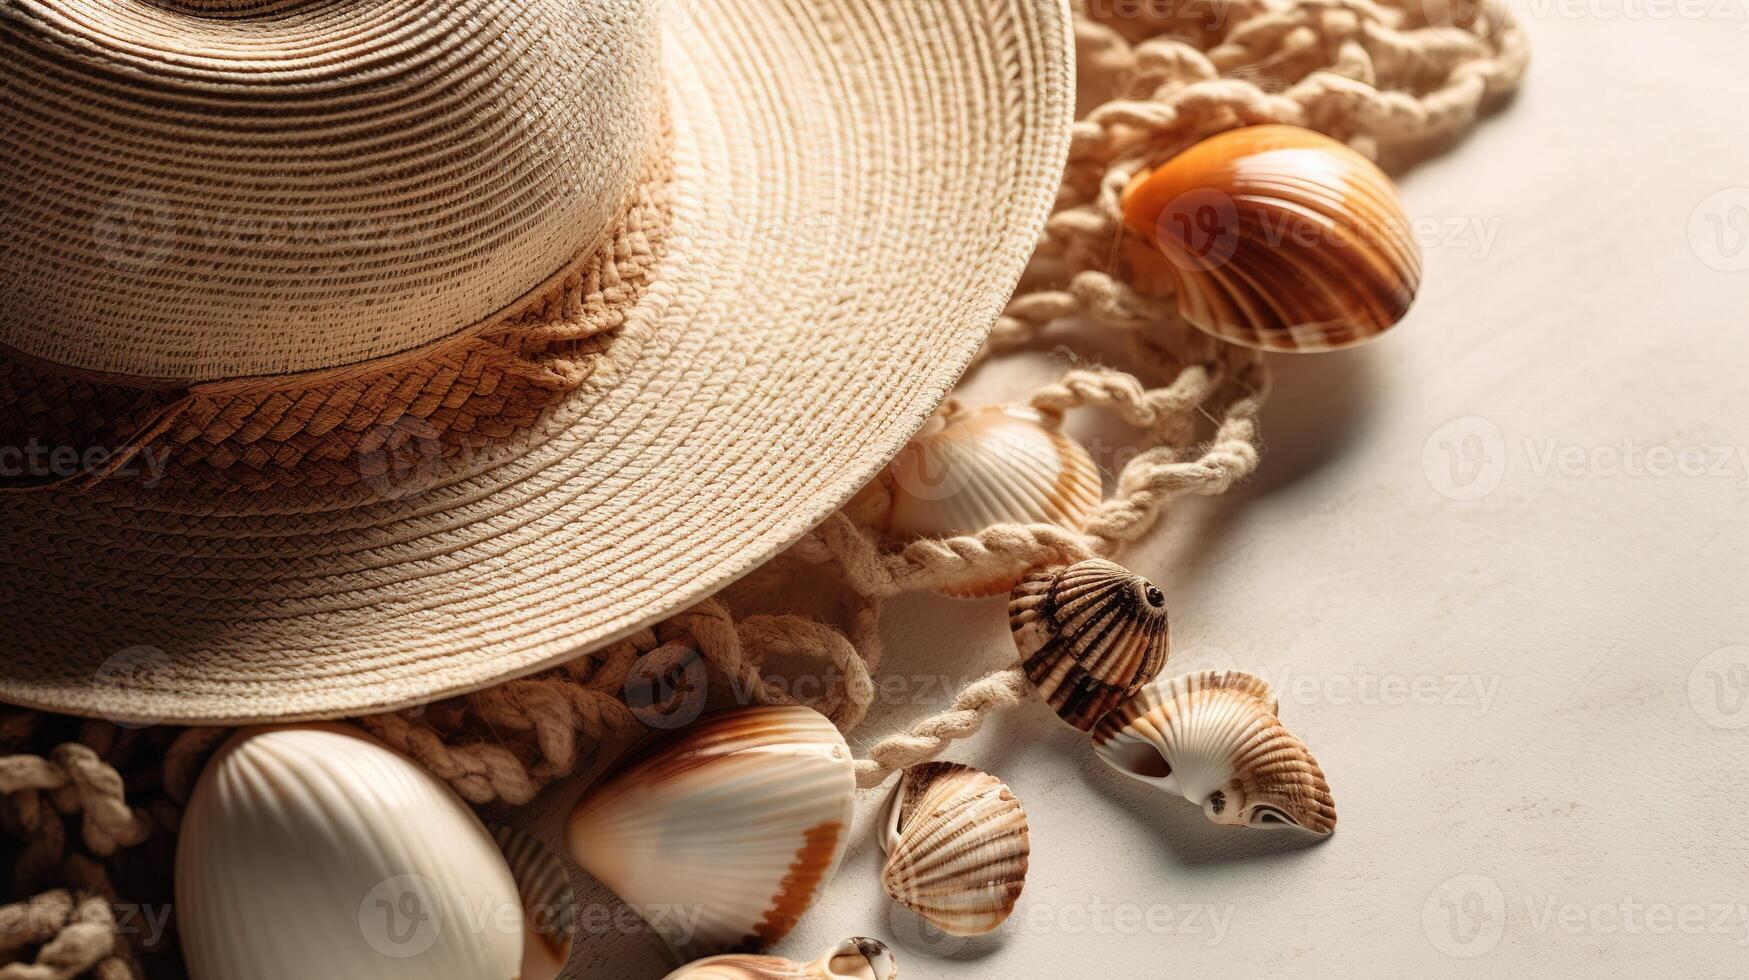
xmin=2 ymin=0 xmax=660 ymax=380
xmin=0 ymin=0 xmax=1077 ymax=723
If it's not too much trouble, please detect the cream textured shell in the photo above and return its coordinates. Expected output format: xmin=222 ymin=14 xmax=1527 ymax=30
xmin=661 ymin=937 xmax=898 ymax=980
xmin=887 ymin=404 xmax=1102 ymax=540
xmin=175 ymin=724 xmax=523 ymax=980
xmin=1010 ymin=559 xmax=1171 ymax=729
xmin=1093 ymin=670 xmax=1337 ymax=835
xmin=566 ymin=706 xmax=856 ymax=959
xmin=1120 ymin=125 xmax=1422 ymax=352
xmin=493 ymin=826 xmax=574 ymax=980
xmin=878 ymin=763 xmax=1030 ymax=936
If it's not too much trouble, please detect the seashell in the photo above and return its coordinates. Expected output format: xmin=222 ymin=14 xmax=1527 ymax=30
xmin=493 ymin=826 xmax=574 ymax=980
xmin=1120 ymin=124 xmax=1422 ymax=352
xmin=176 ymin=723 xmax=523 ymax=980
xmin=661 ymin=937 xmax=898 ymax=980
xmin=1009 ymin=558 xmax=1170 ymax=729
xmin=887 ymin=402 xmax=1101 ymax=542
xmin=1093 ymin=670 xmax=1337 ymax=834
xmin=878 ymin=762 xmax=1029 ymax=936
xmin=566 ymin=705 xmax=855 ymax=959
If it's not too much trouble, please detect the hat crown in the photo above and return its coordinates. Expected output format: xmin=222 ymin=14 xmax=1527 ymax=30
xmin=0 ymin=0 xmax=661 ymax=382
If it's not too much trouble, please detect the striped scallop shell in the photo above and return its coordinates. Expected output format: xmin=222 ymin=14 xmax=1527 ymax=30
xmin=566 ymin=706 xmax=855 ymax=959
xmin=1120 ymin=125 xmax=1421 ymax=352
xmin=661 ymin=938 xmax=897 ymax=980
xmin=175 ymin=724 xmax=523 ymax=980
xmin=887 ymin=403 xmax=1101 ymax=541
xmin=1093 ymin=670 xmax=1337 ymax=835
xmin=877 ymin=762 xmax=1029 ymax=936
xmin=1009 ymin=559 xmax=1170 ymax=729
xmin=492 ymin=826 xmax=573 ymax=980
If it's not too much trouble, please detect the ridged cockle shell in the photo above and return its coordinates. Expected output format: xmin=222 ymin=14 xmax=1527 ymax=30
xmin=1093 ymin=670 xmax=1337 ymax=834
xmin=493 ymin=826 xmax=574 ymax=980
xmin=176 ymin=724 xmax=523 ymax=980
xmin=887 ymin=403 xmax=1101 ymax=540
xmin=1010 ymin=558 xmax=1170 ymax=729
xmin=566 ymin=706 xmax=856 ymax=959
xmin=1121 ymin=125 xmax=1421 ymax=352
xmin=878 ymin=762 xmax=1030 ymax=936
xmin=661 ymin=937 xmax=897 ymax=980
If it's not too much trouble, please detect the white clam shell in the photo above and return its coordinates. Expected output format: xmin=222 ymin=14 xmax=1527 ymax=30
xmin=175 ymin=723 xmax=523 ymax=980
xmin=887 ymin=404 xmax=1101 ymax=542
xmin=566 ymin=705 xmax=856 ymax=959
xmin=493 ymin=826 xmax=574 ymax=980
xmin=1010 ymin=558 xmax=1170 ymax=729
xmin=661 ymin=937 xmax=897 ymax=980
xmin=1092 ymin=670 xmax=1337 ymax=835
xmin=878 ymin=763 xmax=1029 ymax=936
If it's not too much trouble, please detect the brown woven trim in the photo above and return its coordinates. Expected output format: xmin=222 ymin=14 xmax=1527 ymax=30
xmin=0 ymin=152 xmax=673 ymax=495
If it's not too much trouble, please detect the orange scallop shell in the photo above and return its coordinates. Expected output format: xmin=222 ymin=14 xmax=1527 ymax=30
xmin=1121 ymin=125 xmax=1421 ymax=352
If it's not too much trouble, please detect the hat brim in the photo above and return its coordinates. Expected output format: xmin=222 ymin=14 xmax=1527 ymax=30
xmin=0 ymin=0 xmax=1073 ymax=723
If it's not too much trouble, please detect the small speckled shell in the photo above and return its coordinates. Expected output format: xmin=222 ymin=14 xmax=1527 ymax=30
xmin=887 ymin=404 xmax=1102 ymax=542
xmin=566 ymin=706 xmax=855 ymax=959
xmin=878 ymin=762 xmax=1030 ymax=936
xmin=1121 ymin=125 xmax=1421 ymax=352
xmin=1093 ymin=670 xmax=1337 ymax=835
xmin=660 ymin=937 xmax=898 ymax=980
xmin=1010 ymin=558 xmax=1170 ymax=729
xmin=492 ymin=826 xmax=573 ymax=980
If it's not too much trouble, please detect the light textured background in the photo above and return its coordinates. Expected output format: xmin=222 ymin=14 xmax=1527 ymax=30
xmin=546 ymin=9 xmax=1749 ymax=977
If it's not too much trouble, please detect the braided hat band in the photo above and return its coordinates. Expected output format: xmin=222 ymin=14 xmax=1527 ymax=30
xmin=0 ymin=147 xmax=673 ymax=495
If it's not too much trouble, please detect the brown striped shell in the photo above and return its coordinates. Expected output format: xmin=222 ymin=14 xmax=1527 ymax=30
xmin=1120 ymin=125 xmax=1421 ymax=352
xmin=565 ymin=706 xmax=855 ymax=959
xmin=492 ymin=826 xmax=573 ymax=980
xmin=661 ymin=937 xmax=897 ymax=980
xmin=1009 ymin=559 xmax=1170 ymax=729
xmin=1093 ymin=670 xmax=1337 ymax=835
xmin=878 ymin=762 xmax=1030 ymax=936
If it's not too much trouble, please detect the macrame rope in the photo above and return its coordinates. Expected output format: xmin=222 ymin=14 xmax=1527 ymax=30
xmin=0 ymin=2 xmax=1525 ymax=973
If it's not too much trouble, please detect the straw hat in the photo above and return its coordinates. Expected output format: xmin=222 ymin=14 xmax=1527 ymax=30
xmin=0 ymin=0 xmax=1072 ymax=723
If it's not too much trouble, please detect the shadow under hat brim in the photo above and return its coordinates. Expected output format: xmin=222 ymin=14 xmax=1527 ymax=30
xmin=0 ymin=0 xmax=1073 ymax=724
